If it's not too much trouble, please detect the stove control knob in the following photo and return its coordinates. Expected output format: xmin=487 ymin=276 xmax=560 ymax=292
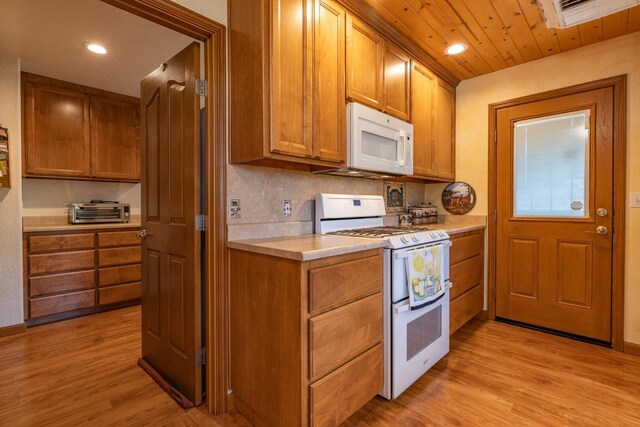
xmin=400 ymin=236 xmax=409 ymax=244
xmin=411 ymin=234 xmax=419 ymax=242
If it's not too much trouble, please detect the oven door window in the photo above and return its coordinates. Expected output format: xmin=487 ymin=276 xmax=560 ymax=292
xmin=406 ymin=305 xmax=442 ymax=361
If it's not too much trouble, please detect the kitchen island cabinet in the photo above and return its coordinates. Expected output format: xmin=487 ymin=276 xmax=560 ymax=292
xmin=24 ymin=227 xmax=142 ymax=325
xmin=22 ymin=73 xmax=140 ymax=182
xmin=229 ymin=246 xmax=383 ymax=427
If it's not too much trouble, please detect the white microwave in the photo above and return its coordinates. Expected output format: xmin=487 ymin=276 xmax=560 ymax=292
xmin=314 ymin=102 xmax=414 ymax=179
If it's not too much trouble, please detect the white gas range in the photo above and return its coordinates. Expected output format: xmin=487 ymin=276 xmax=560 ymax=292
xmin=315 ymin=193 xmax=452 ymax=399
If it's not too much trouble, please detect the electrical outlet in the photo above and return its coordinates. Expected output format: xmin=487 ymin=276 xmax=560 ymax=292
xmin=283 ymin=200 xmax=292 ymax=217
xmin=229 ymin=198 xmax=241 ymax=219
xmin=632 ymin=192 xmax=640 ymax=208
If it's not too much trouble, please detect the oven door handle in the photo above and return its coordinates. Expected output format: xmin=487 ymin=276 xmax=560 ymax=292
xmin=395 ymin=281 xmax=453 ymax=314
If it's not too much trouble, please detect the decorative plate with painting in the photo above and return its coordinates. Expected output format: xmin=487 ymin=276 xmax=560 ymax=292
xmin=441 ymin=182 xmax=476 ymax=215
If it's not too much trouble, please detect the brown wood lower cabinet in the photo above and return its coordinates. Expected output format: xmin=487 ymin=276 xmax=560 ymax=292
xmin=230 ymin=248 xmax=383 ymax=427
xmin=449 ymin=229 xmax=485 ymax=334
xmin=24 ymin=228 xmax=141 ymax=324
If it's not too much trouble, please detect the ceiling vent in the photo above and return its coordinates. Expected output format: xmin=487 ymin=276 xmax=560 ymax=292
xmin=537 ymin=0 xmax=640 ymax=28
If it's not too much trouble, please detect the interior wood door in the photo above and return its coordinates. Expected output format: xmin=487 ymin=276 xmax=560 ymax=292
xmin=140 ymin=42 xmax=203 ymax=405
xmin=495 ymin=87 xmax=614 ymax=343
xmin=23 ymin=79 xmax=91 ymax=178
xmin=90 ymin=96 xmax=140 ymax=181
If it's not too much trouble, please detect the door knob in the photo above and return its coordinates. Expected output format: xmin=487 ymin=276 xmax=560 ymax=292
xmin=597 ymin=208 xmax=608 ymax=217
xmin=595 ymin=226 xmax=608 ymax=235
xmin=136 ymin=229 xmax=147 ymax=239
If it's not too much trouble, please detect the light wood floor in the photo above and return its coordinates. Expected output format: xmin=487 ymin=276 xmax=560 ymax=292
xmin=1 ymin=307 xmax=639 ymax=426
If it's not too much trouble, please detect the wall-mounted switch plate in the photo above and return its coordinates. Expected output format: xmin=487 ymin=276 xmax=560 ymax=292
xmin=631 ymin=192 xmax=640 ymax=208
xmin=229 ymin=198 xmax=241 ymax=219
xmin=283 ymin=200 xmax=292 ymax=217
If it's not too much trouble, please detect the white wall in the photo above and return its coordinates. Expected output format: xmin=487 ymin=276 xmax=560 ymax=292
xmin=22 ymin=179 xmax=141 ymax=216
xmin=0 ymin=57 xmax=24 ymax=328
xmin=172 ymin=0 xmax=227 ymax=25
xmin=427 ymin=32 xmax=640 ymax=345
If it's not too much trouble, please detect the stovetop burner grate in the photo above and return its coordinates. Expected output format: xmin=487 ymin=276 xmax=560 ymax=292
xmin=328 ymin=226 xmax=431 ymax=238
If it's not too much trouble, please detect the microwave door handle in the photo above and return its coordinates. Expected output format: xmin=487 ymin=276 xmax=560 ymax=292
xmin=397 ymin=130 xmax=406 ymax=167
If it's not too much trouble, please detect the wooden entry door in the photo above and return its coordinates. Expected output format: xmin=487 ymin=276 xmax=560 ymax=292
xmin=495 ymin=87 xmax=614 ymax=343
xmin=140 ymin=42 xmax=203 ymax=405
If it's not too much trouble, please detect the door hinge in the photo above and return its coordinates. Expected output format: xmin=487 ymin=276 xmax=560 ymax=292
xmin=195 ymin=79 xmax=207 ymax=97
xmin=196 ymin=347 xmax=206 ymax=366
xmin=494 ymin=131 xmax=497 ymax=143
xmin=196 ymin=214 xmax=208 ymax=231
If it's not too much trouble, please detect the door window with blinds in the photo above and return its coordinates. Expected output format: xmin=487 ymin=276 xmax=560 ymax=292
xmin=513 ymin=109 xmax=591 ymax=218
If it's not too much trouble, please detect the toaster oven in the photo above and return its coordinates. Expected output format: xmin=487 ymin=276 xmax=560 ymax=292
xmin=69 ymin=202 xmax=130 ymax=224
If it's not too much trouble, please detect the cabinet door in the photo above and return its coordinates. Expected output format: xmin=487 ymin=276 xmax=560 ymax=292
xmin=313 ymin=0 xmax=346 ymax=163
xmin=90 ymin=96 xmax=140 ymax=181
xmin=410 ymin=61 xmax=436 ymax=178
xmin=434 ymin=79 xmax=455 ymax=181
xmin=270 ymin=0 xmax=313 ymax=158
xmin=23 ymin=81 xmax=91 ymax=177
xmin=383 ymin=43 xmax=411 ymax=121
xmin=346 ymin=14 xmax=384 ymax=110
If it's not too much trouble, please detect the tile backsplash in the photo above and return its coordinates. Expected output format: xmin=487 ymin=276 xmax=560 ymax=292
xmin=227 ymin=164 xmax=425 ymax=240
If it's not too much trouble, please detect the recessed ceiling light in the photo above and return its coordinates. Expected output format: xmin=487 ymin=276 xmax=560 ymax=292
xmin=85 ymin=43 xmax=107 ymax=55
xmin=444 ymin=43 xmax=468 ymax=55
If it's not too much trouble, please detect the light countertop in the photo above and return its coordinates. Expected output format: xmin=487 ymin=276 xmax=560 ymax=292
xmin=227 ymin=221 xmax=485 ymax=261
xmin=227 ymin=234 xmax=387 ymax=261
xmin=23 ymin=216 xmax=141 ymax=233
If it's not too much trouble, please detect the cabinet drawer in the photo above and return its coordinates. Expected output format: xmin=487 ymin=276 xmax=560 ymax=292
xmin=450 ymin=231 xmax=483 ymax=265
xmin=29 ymin=250 xmax=95 ymax=275
xmin=30 ymin=289 xmax=95 ymax=318
xmin=309 ymin=255 xmax=382 ymax=315
xmin=98 ymin=282 xmax=141 ymax=305
xmin=310 ymin=343 xmax=383 ymax=427
xmin=450 ymin=254 xmax=483 ymax=300
xmin=450 ymin=284 xmax=483 ymax=335
xmin=98 ymin=231 xmax=140 ymax=248
xmin=98 ymin=264 xmax=141 ymax=286
xmin=28 ymin=233 xmax=94 ymax=253
xmin=309 ymin=293 xmax=382 ymax=380
xmin=98 ymin=246 xmax=141 ymax=267
xmin=30 ymin=270 xmax=95 ymax=297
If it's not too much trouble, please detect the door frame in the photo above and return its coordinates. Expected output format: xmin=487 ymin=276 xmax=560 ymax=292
xmin=487 ymin=76 xmax=626 ymax=351
xmin=101 ymin=0 xmax=227 ymax=413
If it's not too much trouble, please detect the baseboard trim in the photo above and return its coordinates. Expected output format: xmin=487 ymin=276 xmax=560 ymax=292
xmin=624 ymin=341 xmax=640 ymax=356
xmin=0 ymin=322 xmax=26 ymax=338
xmin=474 ymin=310 xmax=488 ymax=321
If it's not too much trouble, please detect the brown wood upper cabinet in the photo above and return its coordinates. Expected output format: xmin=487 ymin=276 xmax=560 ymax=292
xmin=229 ymin=0 xmax=346 ymax=167
xmin=22 ymin=73 xmax=140 ymax=182
xmin=90 ymin=96 xmax=140 ymax=181
xmin=346 ymin=15 xmax=410 ymax=121
xmin=410 ymin=61 xmax=456 ymax=181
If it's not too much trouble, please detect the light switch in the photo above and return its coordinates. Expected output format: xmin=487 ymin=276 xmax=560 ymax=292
xmin=631 ymin=192 xmax=640 ymax=208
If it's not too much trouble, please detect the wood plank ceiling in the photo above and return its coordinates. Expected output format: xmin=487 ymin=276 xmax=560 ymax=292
xmin=353 ymin=0 xmax=640 ymax=80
